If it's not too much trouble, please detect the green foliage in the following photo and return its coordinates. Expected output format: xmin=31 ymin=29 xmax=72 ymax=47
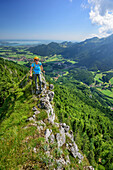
xmin=37 ymin=137 xmax=45 ymax=144
xmin=53 ymin=148 xmax=63 ymax=159
xmin=36 ymin=110 xmax=48 ymax=121
xmin=0 ymin=58 xmax=28 ymax=107
xmin=54 ymin=84 xmax=113 ymax=169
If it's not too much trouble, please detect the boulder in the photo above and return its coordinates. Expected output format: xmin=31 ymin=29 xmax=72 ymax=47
xmin=34 ymin=110 xmax=40 ymax=115
xmin=39 ymin=96 xmax=51 ymax=110
xmin=26 ymin=117 xmax=35 ymax=122
xmin=60 ymin=123 xmax=66 ymax=127
xmin=64 ymin=125 xmax=70 ymax=132
xmin=49 ymin=84 xmax=54 ymax=90
xmin=32 ymin=106 xmax=38 ymax=111
xmin=32 ymin=115 xmax=36 ymax=119
xmin=59 ymin=123 xmax=70 ymax=132
xmin=48 ymin=91 xmax=54 ymax=101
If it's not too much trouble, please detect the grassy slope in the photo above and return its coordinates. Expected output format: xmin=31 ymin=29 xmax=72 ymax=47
xmin=0 ymin=75 xmax=90 ymax=169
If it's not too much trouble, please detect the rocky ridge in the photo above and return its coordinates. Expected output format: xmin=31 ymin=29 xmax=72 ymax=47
xmin=25 ymin=75 xmax=94 ymax=170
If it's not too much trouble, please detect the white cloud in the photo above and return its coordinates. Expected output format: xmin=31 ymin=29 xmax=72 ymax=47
xmin=81 ymin=0 xmax=89 ymax=9
xmin=69 ymin=0 xmax=72 ymax=2
xmin=88 ymin=0 xmax=113 ymax=37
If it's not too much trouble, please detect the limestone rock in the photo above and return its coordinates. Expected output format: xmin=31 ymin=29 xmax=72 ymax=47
xmin=66 ymin=131 xmax=74 ymax=141
xmin=32 ymin=106 xmax=38 ymax=111
xmin=26 ymin=117 xmax=35 ymax=122
xmin=49 ymin=84 xmax=54 ymax=90
xmin=54 ymin=122 xmax=60 ymax=127
xmin=56 ymin=158 xmax=65 ymax=169
xmin=49 ymin=133 xmax=55 ymax=143
xmin=37 ymin=120 xmax=46 ymax=126
xmin=67 ymin=141 xmax=84 ymax=163
xmin=34 ymin=110 xmax=40 ymax=115
xmin=56 ymin=127 xmax=66 ymax=147
xmin=56 ymin=155 xmax=69 ymax=170
xmin=47 ymin=112 xmax=55 ymax=124
xmin=59 ymin=123 xmax=70 ymax=132
xmin=37 ymin=126 xmax=44 ymax=131
xmin=47 ymin=91 xmax=54 ymax=101
xmin=66 ymin=155 xmax=70 ymax=164
xmin=32 ymin=115 xmax=36 ymax=119
xmin=33 ymin=147 xmax=37 ymax=153
xmin=45 ymin=129 xmax=52 ymax=142
xmin=84 ymin=166 xmax=94 ymax=170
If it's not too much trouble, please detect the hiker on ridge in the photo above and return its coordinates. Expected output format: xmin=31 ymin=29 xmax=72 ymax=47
xmin=30 ymin=57 xmax=45 ymax=93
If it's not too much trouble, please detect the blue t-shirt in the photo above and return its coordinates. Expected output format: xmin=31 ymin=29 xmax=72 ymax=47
xmin=31 ymin=62 xmax=42 ymax=74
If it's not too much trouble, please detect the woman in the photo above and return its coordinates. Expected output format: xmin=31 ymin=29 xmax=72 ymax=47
xmin=30 ymin=57 xmax=45 ymax=93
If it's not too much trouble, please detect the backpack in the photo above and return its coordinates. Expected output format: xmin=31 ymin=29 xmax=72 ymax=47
xmin=33 ymin=62 xmax=41 ymax=68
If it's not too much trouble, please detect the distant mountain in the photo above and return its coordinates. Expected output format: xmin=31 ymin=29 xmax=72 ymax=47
xmin=28 ymin=41 xmax=75 ymax=56
xmin=28 ymin=42 xmax=65 ymax=56
xmin=29 ymin=34 xmax=113 ymax=71
xmin=61 ymin=34 xmax=113 ymax=71
xmin=60 ymin=41 xmax=75 ymax=47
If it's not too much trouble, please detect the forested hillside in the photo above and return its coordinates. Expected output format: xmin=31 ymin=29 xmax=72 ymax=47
xmin=0 ymin=58 xmax=28 ymax=107
xmin=54 ymin=83 xmax=113 ymax=170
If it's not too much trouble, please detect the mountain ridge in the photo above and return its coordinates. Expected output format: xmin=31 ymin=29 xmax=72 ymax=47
xmin=28 ymin=34 xmax=113 ymax=71
xmin=0 ymin=61 xmax=92 ymax=169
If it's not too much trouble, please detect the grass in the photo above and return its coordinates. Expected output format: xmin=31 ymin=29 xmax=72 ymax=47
xmin=99 ymin=89 xmax=113 ymax=97
xmin=17 ymin=61 xmax=28 ymax=65
xmin=94 ymin=73 xmax=103 ymax=82
xmin=0 ymin=76 xmax=91 ymax=169
xmin=109 ymin=77 xmax=113 ymax=84
xmin=0 ymin=81 xmax=38 ymax=169
xmin=44 ymin=55 xmax=64 ymax=62
xmin=67 ymin=59 xmax=77 ymax=64
xmin=94 ymin=71 xmax=113 ymax=100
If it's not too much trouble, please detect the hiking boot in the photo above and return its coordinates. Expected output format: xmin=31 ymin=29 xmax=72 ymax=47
xmin=40 ymin=89 xmax=43 ymax=93
xmin=36 ymin=90 xmax=40 ymax=95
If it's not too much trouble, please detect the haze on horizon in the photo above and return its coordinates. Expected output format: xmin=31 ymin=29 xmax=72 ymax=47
xmin=0 ymin=0 xmax=113 ymax=42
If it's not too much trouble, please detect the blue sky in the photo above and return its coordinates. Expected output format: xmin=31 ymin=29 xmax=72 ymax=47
xmin=0 ymin=0 xmax=112 ymax=41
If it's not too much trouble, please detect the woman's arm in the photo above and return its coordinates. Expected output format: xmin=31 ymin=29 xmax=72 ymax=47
xmin=30 ymin=67 xmax=33 ymax=76
xmin=41 ymin=65 xmax=45 ymax=73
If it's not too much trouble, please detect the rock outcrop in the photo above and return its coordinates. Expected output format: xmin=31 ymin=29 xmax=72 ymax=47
xmin=25 ymin=76 xmax=86 ymax=169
